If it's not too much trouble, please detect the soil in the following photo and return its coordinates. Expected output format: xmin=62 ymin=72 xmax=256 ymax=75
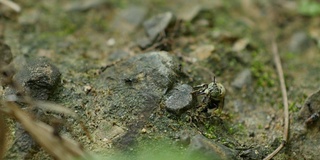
xmin=1 ymin=0 xmax=320 ymax=160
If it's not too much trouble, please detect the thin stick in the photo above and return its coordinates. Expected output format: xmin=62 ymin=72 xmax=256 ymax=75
xmin=263 ymin=39 xmax=290 ymax=160
xmin=0 ymin=0 xmax=21 ymax=12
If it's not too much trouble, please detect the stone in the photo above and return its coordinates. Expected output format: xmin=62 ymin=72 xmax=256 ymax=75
xmin=177 ymin=4 xmax=202 ymax=21
xmin=165 ymin=84 xmax=194 ymax=114
xmin=108 ymin=50 xmax=130 ymax=61
xmin=3 ymin=57 xmax=61 ymax=159
xmin=96 ymin=51 xmax=181 ymax=148
xmin=4 ymin=124 xmax=38 ymax=160
xmin=111 ymin=6 xmax=148 ymax=34
xmin=299 ymin=89 xmax=320 ymax=128
xmin=136 ymin=37 xmax=153 ymax=49
xmin=9 ymin=57 xmax=61 ymax=100
xmin=188 ymin=134 xmax=237 ymax=160
xmin=190 ymin=44 xmax=215 ymax=61
xmin=231 ymin=69 xmax=252 ymax=89
xmin=289 ymin=31 xmax=312 ymax=54
xmin=143 ymin=12 xmax=174 ymax=42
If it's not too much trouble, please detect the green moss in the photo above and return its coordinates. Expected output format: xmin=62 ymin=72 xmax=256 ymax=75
xmin=250 ymin=57 xmax=275 ymax=87
xmin=203 ymin=123 xmax=217 ymax=139
xmin=228 ymin=123 xmax=245 ymax=135
xmin=298 ymin=0 xmax=320 ymax=16
xmin=288 ymin=102 xmax=300 ymax=113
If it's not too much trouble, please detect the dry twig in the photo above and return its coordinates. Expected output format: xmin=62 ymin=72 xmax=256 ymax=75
xmin=0 ymin=113 xmax=7 ymax=159
xmin=263 ymin=39 xmax=290 ymax=160
xmin=0 ymin=101 xmax=92 ymax=160
xmin=0 ymin=0 xmax=21 ymax=12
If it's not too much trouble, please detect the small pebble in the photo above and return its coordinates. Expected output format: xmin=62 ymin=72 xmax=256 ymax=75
xmin=165 ymin=84 xmax=194 ymax=115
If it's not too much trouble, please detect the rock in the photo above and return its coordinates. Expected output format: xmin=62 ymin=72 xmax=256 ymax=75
xmin=4 ymin=57 xmax=61 ymax=159
xmin=0 ymin=42 xmax=12 ymax=65
xmin=289 ymin=31 xmax=312 ymax=54
xmin=108 ymin=50 xmax=130 ymax=61
xmin=177 ymin=4 xmax=202 ymax=21
xmin=143 ymin=12 xmax=174 ymax=42
xmin=4 ymin=124 xmax=38 ymax=160
xmin=190 ymin=44 xmax=215 ymax=61
xmin=96 ymin=51 xmax=181 ymax=148
xmin=8 ymin=57 xmax=61 ymax=100
xmin=231 ymin=69 xmax=252 ymax=89
xmin=111 ymin=6 xmax=148 ymax=34
xmin=165 ymin=84 xmax=194 ymax=114
xmin=177 ymin=130 xmax=196 ymax=146
xmin=299 ymin=89 xmax=320 ymax=128
xmin=188 ymin=134 xmax=237 ymax=160
xmin=136 ymin=37 xmax=153 ymax=49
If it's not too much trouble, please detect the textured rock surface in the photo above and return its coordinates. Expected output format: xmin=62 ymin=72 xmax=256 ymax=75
xmin=12 ymin=57 xmax=61 ymax=100
xmin=4 ymin=57 xmax=61 ymax=159
xmin=96 ymin=51 xmax=181 ymax=148
xmin=165 ymin=84 xmax=194 ymax=114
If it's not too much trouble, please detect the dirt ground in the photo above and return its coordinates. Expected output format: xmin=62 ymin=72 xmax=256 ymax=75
xmin=1 ymin=0 xmax=320 ymax=160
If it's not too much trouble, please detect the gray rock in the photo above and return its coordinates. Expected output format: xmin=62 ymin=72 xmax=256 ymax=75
xmin=143 ymin=12 xmax=174 ymax=42
xmin=111 ymin=6 xmax=148 ymax=34
xmin=188 ymin=134 xmax=237 ymax=160
xmin=4 ymin=57 xmax=61 ymax=159
xmin=97 ymin=51 xmax=181 ymax=148
xmin=108 ymin=50 xmax=130 ymax=61
xmin=299 ymin=89 xmax=320 ymax=128
xmin=4 ymin=124 xmax=38 ymax=160
xmin=165 ymin=84 xmax=194 ymax=114
xmin=289 ymin=31 xmax=312 ymax=54
xmin=177 ymin=130 xmax=196 ymax=146
xmin=231 ymin=69 xmax=252 ymax=89
xmin=177 ymin=5 xmax=202 ymax=21
xmin=136 ymin=36 xmax=153 ymax=49
xmin=10 ymin=57 xmax=61 ymax=100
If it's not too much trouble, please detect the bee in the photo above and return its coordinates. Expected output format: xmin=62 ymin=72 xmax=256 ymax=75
xmin=192 ymin=77 xmax=226 ymax=112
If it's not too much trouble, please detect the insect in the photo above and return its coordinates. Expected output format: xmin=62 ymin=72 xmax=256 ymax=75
xmin=192 ymin=77 xmax=226 ymax=112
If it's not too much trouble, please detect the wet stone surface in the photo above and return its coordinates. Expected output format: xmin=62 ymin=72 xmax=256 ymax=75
xmin=165 ymin=84 xmax=195 ymax=115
